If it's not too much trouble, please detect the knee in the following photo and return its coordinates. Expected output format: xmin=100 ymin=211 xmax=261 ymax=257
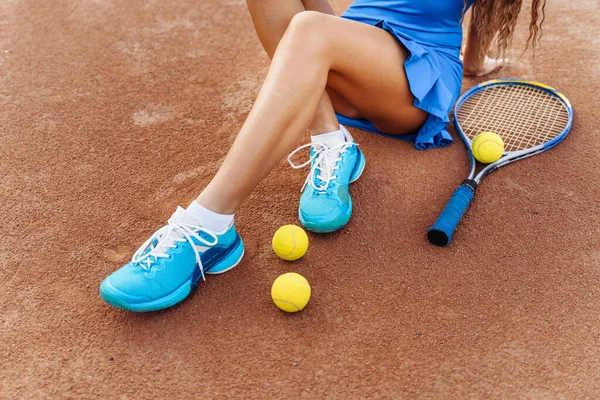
xmin=289 ymin=10 xmax=328 ymax=28
xmin=284 ymin=11 xmax=332 ymax=53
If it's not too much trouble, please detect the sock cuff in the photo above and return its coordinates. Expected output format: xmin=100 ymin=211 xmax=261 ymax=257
xmin=311 ymin=125 xmax=352 ymax=145
xmin=187 ymin=201 xmax=234 ymax=232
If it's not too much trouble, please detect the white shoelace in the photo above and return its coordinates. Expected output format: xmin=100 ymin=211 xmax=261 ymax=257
xmin=132 ymin=208 xmax=217 ymax=281
xmin=287 ymin=141 xmax=355 ymax=193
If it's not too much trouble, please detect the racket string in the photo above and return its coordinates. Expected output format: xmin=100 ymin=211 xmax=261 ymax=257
xmin=508 ymin=86 xmax=543 ymax=150
xmin=457 ymin=84 xmax=569 ymax=152
xmin=533 ymin=93 xmax=567 ymax=146
xmin=518 ymin=87 xmax=555 ymax=149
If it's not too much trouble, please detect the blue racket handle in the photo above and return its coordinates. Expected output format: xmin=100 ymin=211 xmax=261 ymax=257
xmin=427 ymin=180 xmax=477 ymax=246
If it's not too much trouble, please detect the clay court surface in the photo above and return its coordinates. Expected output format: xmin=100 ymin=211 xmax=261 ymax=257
xmin=1 ymin=0 xmax=600 ymax=398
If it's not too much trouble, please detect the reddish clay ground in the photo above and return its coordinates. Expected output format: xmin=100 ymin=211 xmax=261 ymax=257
xmin=1 ymin=0 xmax=599 ymax=398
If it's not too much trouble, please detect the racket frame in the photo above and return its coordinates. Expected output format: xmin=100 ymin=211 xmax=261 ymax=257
xmin=427 ymin=79 xmax=574 ymax=246
xmin=456 ymin=79 xmax=573 ymax=184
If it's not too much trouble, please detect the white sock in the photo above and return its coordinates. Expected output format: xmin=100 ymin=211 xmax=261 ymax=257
xmin=311 ymin=125 xmax=352 ymax=147
xmin=186 ymin=201 xmax=234 ymax=232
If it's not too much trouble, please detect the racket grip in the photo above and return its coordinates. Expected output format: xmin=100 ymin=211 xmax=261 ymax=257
xmin=427 ymin=180 xmax=477 ymax=247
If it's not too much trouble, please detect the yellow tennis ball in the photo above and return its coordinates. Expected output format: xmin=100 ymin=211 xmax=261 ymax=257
xmin=271 ymin=272 xmax=311 ymax=312
xmin=472 ymin=131 xmax=505 ymax=164
xmin=272 ymin=225 xmax=308 ymax=261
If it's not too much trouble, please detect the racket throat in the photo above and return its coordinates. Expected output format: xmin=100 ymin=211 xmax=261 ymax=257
xmin=462 ymin=179 xmax=478 ymax=192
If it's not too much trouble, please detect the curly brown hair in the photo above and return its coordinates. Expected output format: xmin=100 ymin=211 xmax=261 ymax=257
xmin=466 ymin=0 xmax=547 ymax=58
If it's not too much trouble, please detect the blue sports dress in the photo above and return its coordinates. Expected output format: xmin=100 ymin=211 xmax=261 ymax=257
xmin=338 ymin=0 xmax=476 ymax=149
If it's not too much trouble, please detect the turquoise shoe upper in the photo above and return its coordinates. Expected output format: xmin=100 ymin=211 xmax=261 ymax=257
xmin=100 ymin=207 xmax=244 ymax=312
xmin=289 ymin=126 xmax=365 ymax=233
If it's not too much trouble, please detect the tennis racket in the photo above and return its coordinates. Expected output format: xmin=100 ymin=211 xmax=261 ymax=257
xmin=427 ymin=79 xmax=573 ymax=247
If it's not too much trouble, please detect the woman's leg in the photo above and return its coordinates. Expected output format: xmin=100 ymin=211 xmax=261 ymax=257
xmin=246 ymin=0 xmax=333 ymax=58
xmin=197 ymin=12 xmax=427 ymax=214
xmin=245 ymin=0 xmax=355 ymax=134
xmin=100 ymin=11 xmax=429 ymax=312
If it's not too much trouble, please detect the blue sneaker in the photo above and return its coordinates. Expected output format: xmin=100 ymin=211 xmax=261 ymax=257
xmin=99 ymin=206 xmax=244 ymax=312
xmin=288 ymin=125 xmax=365 ymax=233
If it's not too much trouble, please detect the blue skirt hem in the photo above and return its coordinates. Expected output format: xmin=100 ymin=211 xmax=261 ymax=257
xmin=336 ymin=18 xmax=459 ymax=150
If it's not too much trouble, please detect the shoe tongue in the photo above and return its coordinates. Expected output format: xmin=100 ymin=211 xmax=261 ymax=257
xmin=136 ymin=207 xmax=206 ymax=265
xmin=171 ymin=206 xmax=204 ymax=227
xmin=150 ymin=207 xmax=203 ymax=253
xmin=310 ymin=130 xmax=349 ymax=188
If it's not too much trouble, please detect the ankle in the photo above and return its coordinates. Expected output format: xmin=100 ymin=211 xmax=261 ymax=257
xmin=195 ymin=189 xmax=237 ymax=215
xmin=306 ymin=122 xmax=340 ymax=136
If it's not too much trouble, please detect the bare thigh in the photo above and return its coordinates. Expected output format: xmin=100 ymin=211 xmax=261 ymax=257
xmin=303 ymin=14 xmax=428 ymax=135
